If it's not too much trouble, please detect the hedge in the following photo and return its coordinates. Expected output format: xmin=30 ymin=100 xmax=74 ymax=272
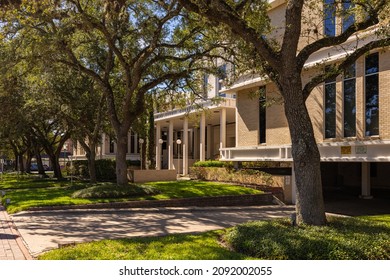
xmin=69 ymin=159 xmax=140 ymax=181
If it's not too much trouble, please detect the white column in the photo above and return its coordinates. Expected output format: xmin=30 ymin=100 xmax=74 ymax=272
xmin=194 ymin=128 xmax=199 ymax=160
xmin=127 ymin=132 xmax=131 ymax=154
xmin=361 ymin=162 xmax=373 ymax=199
xmin=156 ymin=122 xmax=161 ymax=170
xmin=207 ymin=124 xmax=212 ymax=159
xmin=200 ymin=112 xmax=206 ymax=161
xmin=168 ymin=121 xmax=174 ymax=170
xmin=220 ymin=108 xmax=226 ymax=150
xmin=134 ymin=133 xmax=138 ymax=154
xmin=101 ymin=133 xmax=106 ymax=157
xmin=291 ymin=162 xmax=297 ymax=205
xmin=183 ymin=118 xmax=189 ymax=175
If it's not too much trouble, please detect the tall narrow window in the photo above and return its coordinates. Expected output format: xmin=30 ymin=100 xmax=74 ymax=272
xmin=325 ymin=68 xmax=336 ymax=139
xmin=343 ymin=63 xmax=356 ymax=137
xmin=342 ymin=0 xmax=355 ymax=32
xmin=109 ymin=137 xmax=115 ymax=153
xmin=365 ymin=53 xmax=379 ymax=136
xmin=324 ymin=0 xmax=336 ymax=37
xmin=218 ymin=64 xmax=227 ymax=95
xmin=203 ymin=74 xmax=209 ymax=98
xmin=130 ymin=131 xmax=136 ymax=154
xmin=259 ymin=86 xmax=266 ymax=144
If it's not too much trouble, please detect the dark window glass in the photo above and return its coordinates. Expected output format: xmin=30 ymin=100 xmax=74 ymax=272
xmin=365 ymin=75 xmax=379 ymax=136
xmin=325 ymin=82 xmax=336 ymax=138
xmin=342 ymin=1 xmax=355 ymax=32
xmin=365 ymin=53 xmax=379 ymax=136
xmin=343 ymin=79 xmax=356 ymax=137
xmin=218 ymin=64 xmax=227 ymax=94
xmin=324 ymin=0 xmax=336 ymax=37
xmin=259 ymin=86 xmax=266 ymax=144
xmin=365 ymin=53 xmax=379 ymax=75
xmin=203 ymin=74 xmax=208 ymax=97
xmin=109 ymin=137 xmax=115 ymax=153
xmin=130 ymin=131 xmax=135 ymax=154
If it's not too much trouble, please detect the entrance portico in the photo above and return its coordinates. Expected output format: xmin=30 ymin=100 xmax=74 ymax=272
xmin=154 ymin=98 xmax=236 ymax=175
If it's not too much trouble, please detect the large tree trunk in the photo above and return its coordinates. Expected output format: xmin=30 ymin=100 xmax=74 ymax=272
xmin=79 ymin=138 xmax=98 ymax=183
xmin=48 ymin=153 xmax=62 ymax=179
xmin=282 ymin=82 xmax=327 ymax=225
xmin=35 ymin=151 xmax=47 ymax=177
xmin=116 ymin=131 xmax=128 ymax=185
xmin=85 ymin=149 xmax=97 ymax=184
xmin=147 ymin=109 xmax=155 ymax=169
xmin=18 ymin=153 xmax=25 ymax=173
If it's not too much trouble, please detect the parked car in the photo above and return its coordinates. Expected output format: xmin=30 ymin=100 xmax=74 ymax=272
xmin=30 ymin=163 xmax=51 ymax=171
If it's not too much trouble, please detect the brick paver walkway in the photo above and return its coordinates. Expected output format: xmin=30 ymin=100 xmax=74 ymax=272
xmin=0 ymin=203 xmax=32 ymax=260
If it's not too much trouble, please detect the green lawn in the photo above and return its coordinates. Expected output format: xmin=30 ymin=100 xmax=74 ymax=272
xmin=38 ymin=215 xmax=390 ymax=260
xmin=0 ymin=175 xmax=262 ymax=213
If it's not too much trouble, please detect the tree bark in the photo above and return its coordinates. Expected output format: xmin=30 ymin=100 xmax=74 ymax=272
xmin=35 ymin=151 xmax=47 ymax=177
xmin=281 ymin=81 xmax=327 ymax=225
xmin=85 ymin=149 xmax=97 ymax=184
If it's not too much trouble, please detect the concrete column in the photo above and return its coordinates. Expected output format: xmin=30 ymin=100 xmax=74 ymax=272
xmin=183 ymin=118 xmax=189 ymax=175
xmin=361 ymin=162 xmax=373 ymax=199
xmin=156 ymin=122 xmax=162 ymax=170
xmin=168 ymin=121 xmax=174 ymax=170
xmin=207 ymin=124 xmax=212 ymax=159
xmin=291 ymin=162 xmax=297 ymax=205
xmin=220 ymin=108 xmax=226 ymax=150
xmin=200 ymin=112 xmax=206 ymax=161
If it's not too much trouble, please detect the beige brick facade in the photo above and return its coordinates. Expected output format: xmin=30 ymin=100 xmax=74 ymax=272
xmin=235 ymin=49 xmax=390 ymax=147
xmin=236 ymin=89 xmax=260 ymax=146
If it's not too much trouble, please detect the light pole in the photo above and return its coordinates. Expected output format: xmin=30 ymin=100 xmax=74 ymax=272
xmin=139 ymin=138 xmax=144 ymax=170
xmin=176 ymin=139 xmax=182 ymax=176
xmin=158 ymin=138 xmax=163 ymax=170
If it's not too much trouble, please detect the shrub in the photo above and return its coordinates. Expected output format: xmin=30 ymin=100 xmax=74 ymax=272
xmin=192 ymin=160 xmax=226 ymax=168
xmin=72 ymin=183 xmax=160 ymax=199
xmin=190 ymin=166 xmax=273 ymax=186
xmin=70 ymin=159 xmax=140 ymax=181
xmin=222 ymin=217 xmax=390 ymax=260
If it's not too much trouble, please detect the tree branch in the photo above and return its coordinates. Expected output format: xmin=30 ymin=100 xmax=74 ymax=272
xmin=302 ymin=37 xmax=390 ymax=100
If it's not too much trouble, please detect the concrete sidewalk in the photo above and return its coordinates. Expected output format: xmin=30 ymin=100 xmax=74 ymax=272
xmin=0 ymin=203 xmax=32 ymax=260
xmin=10 ymin=205 xmax=295 ymax=258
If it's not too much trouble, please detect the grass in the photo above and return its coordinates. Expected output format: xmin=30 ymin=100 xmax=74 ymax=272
xmin=0 ymin=175 xmax=262 ymax=213
xmin=38 ymin=231 xmax=251 ymax=260
xmin=38 ymin=215 xmax=390 ymax=260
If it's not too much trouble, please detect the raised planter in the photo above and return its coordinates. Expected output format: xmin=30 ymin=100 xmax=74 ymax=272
xmin=127 ymin=169 xmax=177 ymax=183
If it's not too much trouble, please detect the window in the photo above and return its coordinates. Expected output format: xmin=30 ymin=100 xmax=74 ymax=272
xmin=259 ymin=86 xmax=266 ymax=144
xmin=109 ymin=137 xmax=115 ymax=153
xmin=343 ymin=63 xmax=356 ymax=137
xmin=365 ymin=53 xmax=379 ymax=136
xmin=342 ymin=0 xmax=355 ymax=32
xmin=203 ymin=74 xmax=209 ymax=98
xmin=324 ymin=0 xmax=336 ymax=37
xmin=325 ymin=69 xmax=337 ymax=138
xmin=130 ymin=131 xmax=136 ymax=154
xmin=217 ymin=64 xmax=227 ymax=94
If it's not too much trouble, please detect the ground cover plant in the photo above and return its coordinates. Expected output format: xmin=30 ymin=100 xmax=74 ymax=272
xmin=0 ymin=175 xmax=262 ymax=213
xmin=38 ymin=215 xmax=390 ymax=260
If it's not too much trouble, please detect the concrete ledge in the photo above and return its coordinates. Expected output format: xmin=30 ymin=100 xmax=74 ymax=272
xmin=128 ymin=169 xmax=177 ymax=183
xmin=26 ymin=193 xmax=275 ymax=211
